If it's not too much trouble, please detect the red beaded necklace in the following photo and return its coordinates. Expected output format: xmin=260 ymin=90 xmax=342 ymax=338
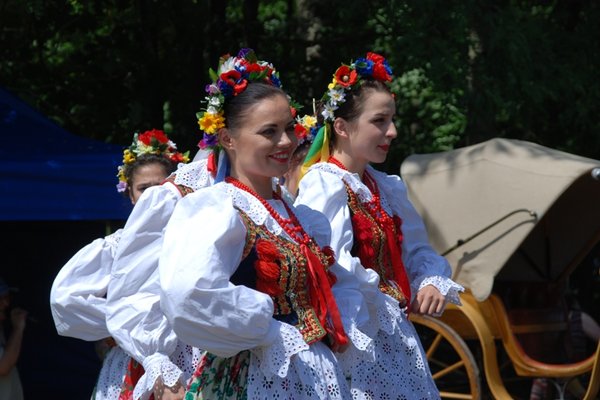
xmin=225 ymin=176 xmax=311 ymax=245
xmin=328 ymin=156 xmax=392 ymax=226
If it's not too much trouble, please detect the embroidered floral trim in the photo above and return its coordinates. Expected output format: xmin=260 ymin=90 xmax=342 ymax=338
xmin=236 ymin=209 xmax=329 ymax=345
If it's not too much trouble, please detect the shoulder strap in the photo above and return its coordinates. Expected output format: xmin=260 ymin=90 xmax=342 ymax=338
xmin=236 ymin=208 xmax=258 ymax=260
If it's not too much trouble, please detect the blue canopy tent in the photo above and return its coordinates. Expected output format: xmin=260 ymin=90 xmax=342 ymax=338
xmin=0 ymin=87 xmax=132 ymax=398
xmin=0 ymin=86 xmax=131 ymax=220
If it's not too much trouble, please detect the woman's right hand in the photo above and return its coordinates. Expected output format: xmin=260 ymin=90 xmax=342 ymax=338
xmin=153 ymin=376 xmax=185 ymax=400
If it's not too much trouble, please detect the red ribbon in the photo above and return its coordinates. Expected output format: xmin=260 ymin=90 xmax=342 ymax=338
xmin=382 ymin=222 xmax=412 ymax=312
xmin=301 ymin=244 xmax=349 ymax=348
xmin=207 ymin=151 xmax=217 ymax=177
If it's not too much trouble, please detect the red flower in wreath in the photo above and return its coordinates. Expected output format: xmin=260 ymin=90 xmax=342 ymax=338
xmin=139 ymin=129 xmax=168 ymax=145
xmin=334 ymin=65 xmax=358 ymax=87
xmin=372 ymin=62 xmax=392 ymax=82
xmin=220 ymin=70 xmax=248 ymax=95
xmin=294 ymin=123 xmax=308 ymax=140
xmin=366 ymin=52 xmax=385 ymax=64
xmin=243 ymin=62 xmax=264 ymax=74
xmin=169 ymin=152 xmax=186 ymax=163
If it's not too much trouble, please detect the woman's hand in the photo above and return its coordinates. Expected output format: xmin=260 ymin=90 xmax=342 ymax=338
xmin=153 ymin=376 xmax=185 ymax=400
xmin=410 ymin=285 xmax=446 ymax=316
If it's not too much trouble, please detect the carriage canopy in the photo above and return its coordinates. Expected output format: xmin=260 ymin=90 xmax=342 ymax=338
xmin=400 ymin=138 xmax=600 ymax=300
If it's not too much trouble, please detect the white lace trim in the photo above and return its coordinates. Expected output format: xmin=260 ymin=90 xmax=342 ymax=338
xmin=416 ymin=275 xmax=464 ymax=306
xmin=335 ymin=320 xmax=375 ymax=378
xmin=93 ymin=346 xmax=128 ymax=400
xmin=373 ymin=291 xmax=405 ymax=337
xmin=347 ymin=324 xmax=440 ymax=399
xmin=133 ymin=342 xmax=202 ymax=400
xmin=310 ymin=162 xmax=375 ymax=204
xmin=247 ymin=341 xmax=351 ymax=399
xmin=223 ymin=183 xmax=310 ymax=243
xmin=250 ymin=322 xmax=309 ymax=379
xmin=171 ymin=159 xmax=213 ymax=191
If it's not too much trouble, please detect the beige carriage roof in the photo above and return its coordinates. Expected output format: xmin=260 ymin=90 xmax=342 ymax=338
xmin=400 ymin=138 xmax=600 ymax=301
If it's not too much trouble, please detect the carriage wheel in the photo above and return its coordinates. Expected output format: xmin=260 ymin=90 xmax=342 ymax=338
xmin=410 ymin=314 xmax=481 ymax=400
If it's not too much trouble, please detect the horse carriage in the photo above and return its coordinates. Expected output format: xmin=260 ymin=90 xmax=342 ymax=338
xmin=400 ymin=138 xmax=600 ymax=399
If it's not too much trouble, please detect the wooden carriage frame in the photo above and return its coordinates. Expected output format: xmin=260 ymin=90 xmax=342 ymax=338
xmin=400 ymin=138 xmax=600 ymax=399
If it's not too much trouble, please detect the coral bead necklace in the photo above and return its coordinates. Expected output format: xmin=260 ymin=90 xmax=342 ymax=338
xmin=328 ymin=156 xmax=392 ymax=226
xmin=224 ymin=176 xmax=311 ymax=245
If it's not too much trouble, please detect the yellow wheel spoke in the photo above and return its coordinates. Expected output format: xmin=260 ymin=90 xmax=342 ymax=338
xmin=426 ymin=333 xmax=443 ymax=358
xmin=432 ymin=360 xmax=465 ymax=380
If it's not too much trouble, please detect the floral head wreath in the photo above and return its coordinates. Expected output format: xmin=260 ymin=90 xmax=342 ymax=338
xmin=301 ymin=52 xmax=394 ymax=175
xmin=294 ymin=113 xmax=319 ymax=146
xmin=321 ymin=51 xmax=393 ymax=122
xmin=196 ymin=48 xmax=283 ymax=150
xmin=116 ymin=129 xmax=189 ymax=193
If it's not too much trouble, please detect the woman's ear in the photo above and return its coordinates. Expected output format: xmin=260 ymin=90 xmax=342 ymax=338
xmin=333 ymin=117 xmax=350 ymax=139
xmin=218 ymin=128 xmax=233 ymax=150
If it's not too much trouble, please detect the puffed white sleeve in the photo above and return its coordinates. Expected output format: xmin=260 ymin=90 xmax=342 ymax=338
xmin=159 ymin=188 xmax=284 ymax=358
xmin=381 ymin=173 xmax=463 ymax=304
xmin=50 ymin=232 xmax=118 ymax=340
xmin=105 ymin=183 xmax=184 ymax=398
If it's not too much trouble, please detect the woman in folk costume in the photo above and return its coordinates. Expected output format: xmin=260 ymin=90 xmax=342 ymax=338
xmin=50 ymin=129 xmax=190 ymax=400
xmin=105 ymin=156 xmax=214 ymax=400
xmin=104 ymin=118 xmax=226 ymax=399
xmin=158 ymin=48 xmax=355 ymax=399
xmin=295 ymin=52 xmax=464 ymax=399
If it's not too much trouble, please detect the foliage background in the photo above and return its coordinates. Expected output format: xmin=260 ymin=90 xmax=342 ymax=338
xmin=2 ymin=0 xmax=599 ymax=167
xmin=1 ymin=1 xmax=599 ymax=397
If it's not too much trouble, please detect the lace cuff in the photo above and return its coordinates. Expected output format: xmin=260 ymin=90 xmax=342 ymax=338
xmin=415 ymin=275 xmax=464 ymax=306
xmin=250 ymin=322 xmax=309 ymax=379
xmin=133 ymin=353 xmax=184 ymax=400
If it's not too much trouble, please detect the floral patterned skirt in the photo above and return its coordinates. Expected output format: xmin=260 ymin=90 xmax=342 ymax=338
xmin=185 ymin=341 xmax=350 ymax=400
xmin=185 ymin=351 xmax=250 ymax=400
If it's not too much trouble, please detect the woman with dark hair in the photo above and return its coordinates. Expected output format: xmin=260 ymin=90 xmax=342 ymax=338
xmin=50 ymin=130 xmax=193 ymax=400
xmin=158 ymin=49 xmax=353 ymax=399
xmin=295 ymin=52 xmax=464 ymax=399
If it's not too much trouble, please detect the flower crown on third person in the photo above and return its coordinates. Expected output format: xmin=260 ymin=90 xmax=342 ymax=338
xmin=196 ymin=48 xmax=283 ymax=150
xmin=294 ymin=114 xmax=319 ymax=146
xmin=320 ymin=52 xmax=393 ymax=122
xmin=116 ymin=129 xmax=189 ymax=193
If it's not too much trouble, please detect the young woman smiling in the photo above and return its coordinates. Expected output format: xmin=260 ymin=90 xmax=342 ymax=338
xmin=158 ymin=49 xmax=353 ymax=399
